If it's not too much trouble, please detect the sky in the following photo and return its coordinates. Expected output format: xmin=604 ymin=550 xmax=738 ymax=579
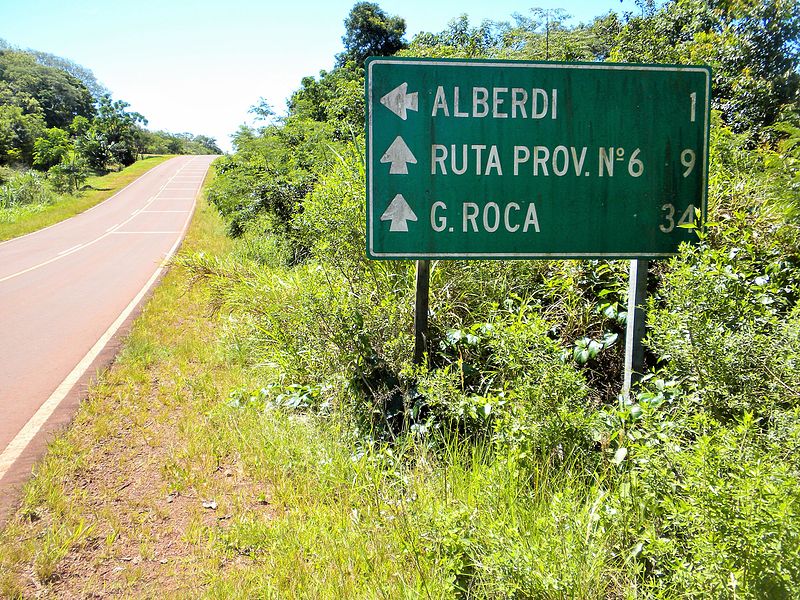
xmin=0 ymin=0 xmax=644 ymax=152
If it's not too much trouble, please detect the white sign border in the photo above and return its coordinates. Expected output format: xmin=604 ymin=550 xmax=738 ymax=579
xmin=367 ymin=58 xmax=712 ymax=260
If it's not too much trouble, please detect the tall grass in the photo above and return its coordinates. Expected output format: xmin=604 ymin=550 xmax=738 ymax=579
xmin=196 ymin=399 xmax=636 ymax=598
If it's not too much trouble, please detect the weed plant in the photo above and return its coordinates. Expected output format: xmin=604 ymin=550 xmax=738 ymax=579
xmin=184 ymin=108 xmax=800 ymax=596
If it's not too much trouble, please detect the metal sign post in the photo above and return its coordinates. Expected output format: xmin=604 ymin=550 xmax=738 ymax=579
xmin=413 ymin=260 xmax=430 ymax=365
xmin=623 ymin=259 xmax=649 ymax=397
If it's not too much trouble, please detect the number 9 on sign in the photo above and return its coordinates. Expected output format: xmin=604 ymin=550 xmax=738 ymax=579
xmin=681 ymin=149 xmax=696 ymax=177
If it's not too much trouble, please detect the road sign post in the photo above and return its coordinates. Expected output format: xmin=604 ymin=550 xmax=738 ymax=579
xmin=623 ymin=259 xmax=649 ymax=397
xmin=413 ymin=260 xmax=430 ymax=365
xmin=365 ymin=58 xmax=710 ymax=388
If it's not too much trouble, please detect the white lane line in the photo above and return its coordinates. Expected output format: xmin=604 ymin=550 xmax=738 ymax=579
xmin=0 ymin=169 xmax=202 ymax=483
xmin=111 ymin=231 xmax=181 ymax=234
xmin=58 ymin=243 xmax=85 ymax=256
xmin=140 ymin=210 xmax=190 ymax=213
xmin=0 ymin=158 xmax=177 ymax=249
xmin=0 ymin=159 xmax=210 ymax=283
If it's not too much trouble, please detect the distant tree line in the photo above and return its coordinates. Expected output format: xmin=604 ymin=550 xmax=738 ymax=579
xmin=0 ymin=40 xmax=221 ymax=193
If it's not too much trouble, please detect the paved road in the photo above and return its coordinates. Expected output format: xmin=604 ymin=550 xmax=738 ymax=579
xmin=0 ymin=155 xmax=215 ymax=513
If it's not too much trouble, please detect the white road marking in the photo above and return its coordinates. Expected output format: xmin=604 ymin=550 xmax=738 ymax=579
xmin=0 ymin=163 xmax=203 ymax=483
xmin=0 ymin=158 xmax=208 ymax=283
xmin=112 ymin=231 xmax=181 ymax=234
xmin=0 ymin=159 xmax=175 ymax=249
xmin=57 ymin=243 xmax=84 ymax=256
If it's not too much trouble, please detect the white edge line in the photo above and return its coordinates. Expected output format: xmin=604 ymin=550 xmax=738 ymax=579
xmin=0 ymin=160 xmax=206 ymax=482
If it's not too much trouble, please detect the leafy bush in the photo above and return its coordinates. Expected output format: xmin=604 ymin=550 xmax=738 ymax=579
xmin=647 ymin=214 xmax=799 ymax=422
xmin=48 ymin=151 xmax=89 ymax=193
xmin=620 ymin=407 xmax=800 ymax=598
xmin=0 ymin=170 xmax=54 ymax=207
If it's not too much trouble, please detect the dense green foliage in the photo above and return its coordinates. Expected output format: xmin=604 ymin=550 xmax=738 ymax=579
xmin=190 ymin=1 xmax=800 ymax=596
xmin=337 ymin=2 xmax=408 ymax=66
xmin=404 ymin=0 xmax=800 ymax=139
xmin=0 ymin=41 xmax=220 ymax=215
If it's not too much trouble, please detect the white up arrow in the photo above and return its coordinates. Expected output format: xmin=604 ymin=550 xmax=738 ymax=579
xmin=380 ymin=82 xmax=418 ymax=120
xmin=380 ymin=194 xmax=418 ymax=232
xmin=380 ymin=136 xmax=417 ymax=174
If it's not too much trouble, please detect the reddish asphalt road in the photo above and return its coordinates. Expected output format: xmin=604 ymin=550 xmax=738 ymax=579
xmin=0 ymin=155 xmax=215 ymax=515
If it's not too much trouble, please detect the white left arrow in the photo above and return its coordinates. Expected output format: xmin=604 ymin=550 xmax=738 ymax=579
xmin=380 ymin=82 xmax=418 ymax=120
xmin=380 ymin=136 xmax=417 ymax=174
xmin=380 ymin=194 xmax=418 ymax=232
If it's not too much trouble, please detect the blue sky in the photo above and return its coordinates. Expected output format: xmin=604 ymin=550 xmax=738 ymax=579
xmin=1 ymin=0 xmax=644 ymax=151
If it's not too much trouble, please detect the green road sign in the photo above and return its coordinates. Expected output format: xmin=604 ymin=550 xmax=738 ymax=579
xmin=366 ymin=57 xmax=711 ymax=259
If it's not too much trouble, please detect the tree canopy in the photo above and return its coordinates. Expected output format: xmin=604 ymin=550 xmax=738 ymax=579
xmin=337 ymin=2 xmax=407 ymax=66
xmin=0 ymin=44 xmax=221 ymax=173
xmin=0 ymin=50 xmax=94 ymax=129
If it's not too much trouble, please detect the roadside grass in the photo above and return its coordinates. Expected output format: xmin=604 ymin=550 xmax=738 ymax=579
xmin=0 ymin=155 xmax=173 ymax=242
xmin=0 ymin=166 xmax=244 ymax=597
xmin=0 ymin=165 xmax=636 ymax=598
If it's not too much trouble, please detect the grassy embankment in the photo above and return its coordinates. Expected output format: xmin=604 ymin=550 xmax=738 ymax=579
xmin=0 ymin=130 xmax=798 ymax=597
xmin=0 ymin=163 xmax=620 ymax=599
xmin=0 ymin=155 xmax=172 ymax=242
xmin=0 ymin=168 xmax=236 ymax=597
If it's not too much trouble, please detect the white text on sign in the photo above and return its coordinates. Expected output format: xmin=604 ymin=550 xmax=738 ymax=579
xmin=431 ymin=145 xmax=644 ymax=178
xmin=432 ymin=87 xmax=559 ymax=119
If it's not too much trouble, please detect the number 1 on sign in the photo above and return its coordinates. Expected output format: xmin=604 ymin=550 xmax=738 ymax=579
xmin=689 ymin=92 xmax=696 ymax=123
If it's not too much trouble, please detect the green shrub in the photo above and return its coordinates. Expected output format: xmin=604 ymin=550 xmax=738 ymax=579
xmin=646 ymin=212 xmax=800 ymax=421
xmin=47 ymin=150 xmax=89 ymax=193
xmin=0 ymin=170 xmax=54 ymax=207
xmin=625 ymin=410 xmax=800 ymax=598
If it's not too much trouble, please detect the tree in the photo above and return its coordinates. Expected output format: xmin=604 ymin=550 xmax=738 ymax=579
xmin=337 ymin=2 xmax=407 ymax=66
xmin=0 ymin=104 xmax=45 ymax=165
xmin=249 ymin=97 xmax=275 ymax=122
xmin=496 ymin=8 xmax=603 ymax=61
xmin=0 ymin=50 xmax=94 ymax=129
xmin=82 ymin=96 xmax=147 ymax=168
xmin=48 ymin=149 xmax=89 ymax=193
xmin=408 ymin=15 xmax=502 ymax=58
xmin=192 ymin=135 xmax=222 ymax=154
xmin=32 ymin=127 xmax=71 ymax=170
xmin=288 ymin=62 xmax=365 ymax=138
xmin=27 ymin=49 xmax=109 ymax=101
xmin=610 ymin=0 xmax=800 ymax=136
xmin=528 ymin=8 xmax=572 ymax=60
